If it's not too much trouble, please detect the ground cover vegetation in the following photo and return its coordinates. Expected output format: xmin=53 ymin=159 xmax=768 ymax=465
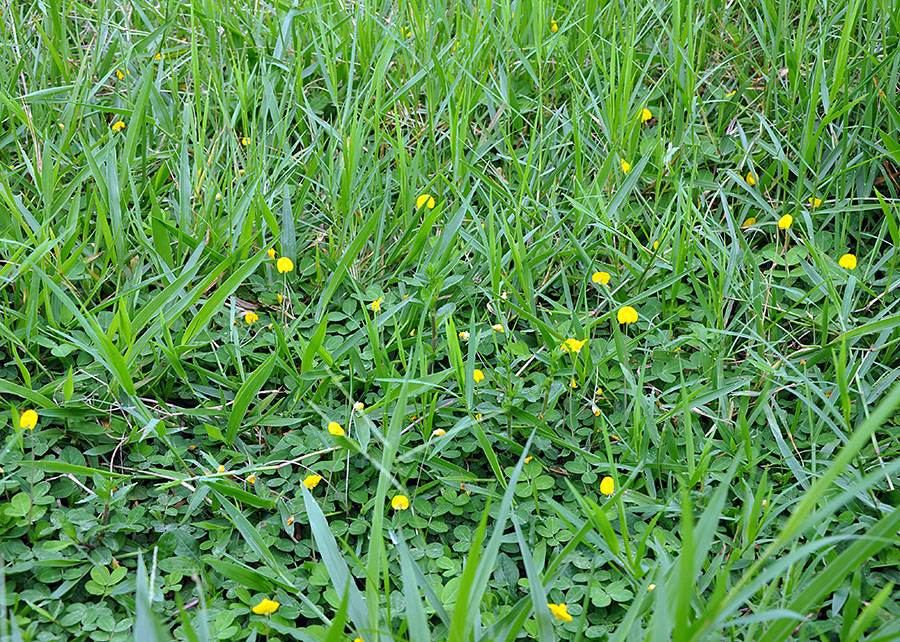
xmin=1 ymin=0 xmax=900 ymax=640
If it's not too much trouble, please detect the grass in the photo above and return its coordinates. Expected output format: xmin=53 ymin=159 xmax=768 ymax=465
xmin=0 ymin=0 xmax=899 ymax=640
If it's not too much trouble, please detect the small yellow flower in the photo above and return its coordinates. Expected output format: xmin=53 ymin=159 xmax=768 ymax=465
xmin=370 ymin=297 xmax=383 ymax=312
xmin=355 ymin=638 xmax=364 ymax=642
xmin=354 ymin=401 xmax=365 ymax=411
xmin=808 ymin=197 xmax=822 ymax=208
xmin=595 ymin=387 xmax=603 ymax=396
xmin=778 ymin=214 xmax=793 ymax=230
xmin=238 ymin=168 xmax=245 ymax=175
xmin=742 ymin=217 xmax=756 ymax=227
xmin=648 ymin=584 xmax=656 ymax=591
xmin=416 ymin=193 xmax=436 ymax=210
xmin=267 ymin=248 xmax=276 ymax=259
xmin=547 ymin=603 xmax=573 ymax=623
xmin=616 ymin=306 xmax=638 ymax=324
xmin=640 ymin=108 xmax=652 ymax=123
xmin=276 ymin=257 xmax=294 ymax=273
xmin=391 ymin=494 xmax=410 ymax=510
xmin=111 ymin=121 xmax=125 ymax=132
xmin=570 ymin=378 xmax=578 ymax=389
xmin=217 ymin=465 xmax=225 ymax=474
xmin=653 ymin=241 xmax=659 ymax=250
xmin=116 ymin=70 xmax=125 ymax=80
xmin=432 ymin=428 xmax=446 ymax=437
xmin=215 ymin=193 xmax=222 ymax=201
xmin=277 ymin=293 xmax=284 ymax=303
xmin=561 ymin=338 xmax=588 ymax=353
xmin=251 ymin=598 xmax=280 ymax=616
xmin=725 ymin=89 xmax=737 ymax=98
xmin=247 ymin=475 xmax=256 ymax=484
xmin=153 ymin=52 xmax=163 ymax=61
xmin=591 ymin=271 xmax=610 ymax=285
xmin=287 ymin=515 xmax=295 ymax=526
xmin=600 ymin=476 xmax=615 ymax=496
xmin=550 ymin=19 xmax=558 ymax=32
xmin=745 ymin=171 xmax=756 ymax=186
xmin=20 ymin=409 xmax=38 ymax=431
xmin=524 ymin=456 xmax=533 ymax=463
xmin=327 ymin=422 xmax=344 ymax=436
xmin=303 ymin=474 xmax=322 ymax=489
xmin=241 ymin=137 xmax=250 ymax=146
xmin=475 ymin=413 xmax=482 ymax=420
xmin=593 ymin=407 xmax=600 ymax=416
xmin=458 ymin=331 xmax=470 ymax=339
xmin=838 ymin=253 xmax=857 ymax=270
xmin=491 ymin=323 xmax=504 ymax=333
xmin=620 ymin=159 xmax=631 ymax=174
xmin=244 ymin=311 xmax=259 ymax=325
xmin=473 ymin=369 xmax=485 ymax=383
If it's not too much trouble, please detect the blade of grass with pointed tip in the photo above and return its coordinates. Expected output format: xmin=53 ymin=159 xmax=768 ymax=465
xmin=225 ymin=352 xmax=277 ymax=445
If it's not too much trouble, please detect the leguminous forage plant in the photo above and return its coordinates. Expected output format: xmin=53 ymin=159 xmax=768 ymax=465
xmin=1 ymin=0 xmax=899 ymax=640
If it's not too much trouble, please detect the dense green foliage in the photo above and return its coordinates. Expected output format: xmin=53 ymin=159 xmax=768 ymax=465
xmin=1 ymin=0 xmax=900 ymax=640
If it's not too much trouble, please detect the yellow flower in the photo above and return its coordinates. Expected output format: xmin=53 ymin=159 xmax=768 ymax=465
xmin=244 ymin=311 xmax=259 ymax=325
xmin=153 ymin=53 xmax=163 ymax=61
xmin=238 ymin=168 xmax=245 ymax=175
xmin=277 ymin=293 xmax=284 ymax=303
xmin=354 ymin=401 xmax=365 ymax=411
xmin=593 ymin=406 xmax=600 ymax=416
xmin=473 ymin=369 xmax=485 ymax=383
xmin=838 ymin=253 xmax=857 ymax=270
xmin=432 ymin=428 xmax=446 ymax=437
xmin=458 ymin=331 xmax=470 ymax=339
xmin=251 ymin=598 xmax=280 ymax=616
xmin=111 ymin=121 xmax=125 ymax=132
xmin=475 ymin=413 xmax=482 ymax=420
xmin=391 ymin=494 xmax=410 ymax=510
xmin=591 ymin=271 xmax=610 ymax=285
xmin=595 ymin=387 xmax=603 ymax=396
xmin=276 ymin=257 xmax=294 ymax=273
xmin=745 ymin=171 xmax=756 ymax=186
xmin=20 ymin=409 xmax=38 ymax=431
xmin=640 ymin=108 xmax=652 ymax=123
xmin=600 ymin=476 xmax=615 ymax=496
xmin=648 ymin=583 xmax=656 ymax=591
xmin=215 ymin=193 xmax=222 ymax=201
xmin=355 ymin=638 xmax=364 ymax=642
xmin=561 ymin=338 xmax=588 ymax=353
xmin=808 ymin=197 xmax=822 ymax=208
xmin=491 ymin=323 xmax=504 ymax=332
xmin=725 ymin=89 xmax=737 ymax=98
xmin=547 ymin=603 xmax=573 ymax=623
xmin=327 ymin=422 xmax=344 ymax=436
xmin=247 ymin=475 xmax=256 ymax=484
xmin=241 ymin=137 xmax=250 ymax=146
xmin=524 ymin=456 xmax=533 ymax=463
xmin=416 ymin=193 xmax=436 ymax=210
xmin=287 ymin=515 xmax=295 ymax=526
xmin=742 ymin=217 xmax=756 ymax=227
xmin=267 ymin=248 xmax=276 ymax=259
xmin=570 ymin=378 xmax=578 ymax=389
xmin=616 ymin=306 xmax=638 ymax=324
xmin=653 ymin=241 xmax=659 ymax=250
xmin=550 ymin=19 xmax=558 ymax=32
xmin=303 ymin=474 xmax=322 ymax=489
xmin=217 ymin=465 xmax=225 ymax=474
xmin=620 ymin=159 xmax=631 ymax=174
xmin=370 ymin=297 xmax=383 ymax=312
xmin=116 ymin=70 xmax=125 ymax=80
xmin=778 ymin=214 xmax=793 ymax=230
